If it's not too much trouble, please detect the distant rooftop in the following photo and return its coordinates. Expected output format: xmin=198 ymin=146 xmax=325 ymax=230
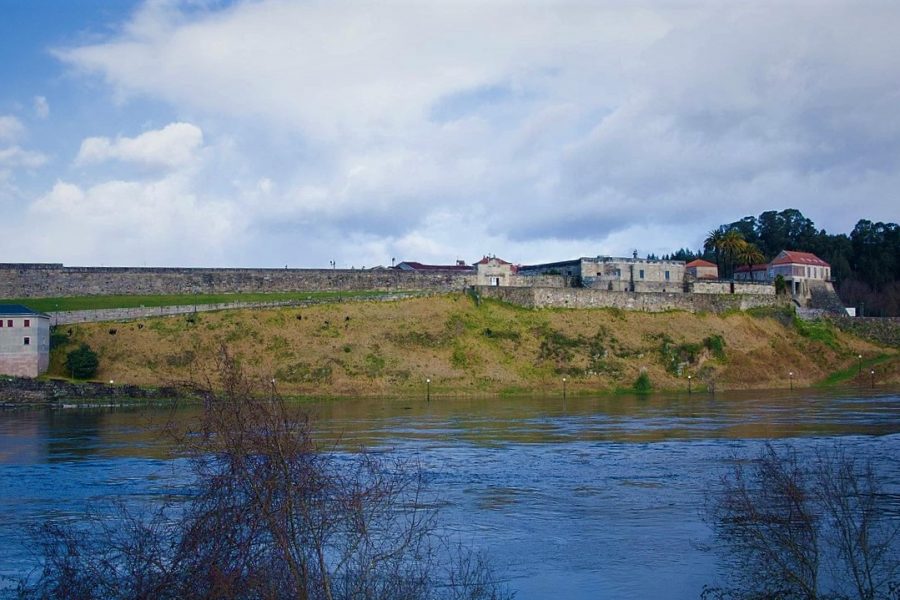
xmin=395 ymin=261 xmax=475 ymax=272
xmin=0 ymin=304 xmax=50 ymax=317
xmin=771 ymin=250 xmax=830 ymax=268
xmin=686 ymin=259 xmax=717 ymax=268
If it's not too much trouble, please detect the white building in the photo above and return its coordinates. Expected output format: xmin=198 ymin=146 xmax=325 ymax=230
xmin=0 ymin=305 xmax=50 ymax=378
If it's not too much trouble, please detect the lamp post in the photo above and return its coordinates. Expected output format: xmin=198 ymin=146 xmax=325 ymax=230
xmin=687 ymin=375 xmax=692 ymax=394
xmin=562 ymin=377 xmax=567 ymax=401
xmin=858 ymin=354 xmax=863 ymax=376
xmin=870 ymin=369 xmax=875 ymax=389
xmin=789 ymin=371 xmax=794 ymax=391
xmin=426 ymin=378 xmax=431 ymax=402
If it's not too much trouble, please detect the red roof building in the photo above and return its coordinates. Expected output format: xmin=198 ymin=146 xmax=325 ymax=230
xmin=768 ymin=250 xmax=831 ymax=282
xmin=685 ymin=259 xmax=719 ymax=280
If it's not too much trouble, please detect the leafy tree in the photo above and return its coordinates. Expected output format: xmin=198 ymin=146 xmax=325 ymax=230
xmin=736 ymin=242 xmax=765 ymax=280
xmin=665 ymin=248 xmax=701 ymax=262
xmin=704 ymin=228 xmax=727 ymax=277
xmin=851 ymin=220 xmax=900 ymax=291
xmin=65 ymin=344 xmax=99 ymax=379
xmin=719 ymin=230 xmax=746 ymax=279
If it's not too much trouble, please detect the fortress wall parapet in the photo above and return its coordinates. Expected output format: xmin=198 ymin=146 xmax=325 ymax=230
xmin=0 ymin=264 xmax=472 ymax=298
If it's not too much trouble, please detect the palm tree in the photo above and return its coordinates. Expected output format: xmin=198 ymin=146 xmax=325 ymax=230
xmin=736 ymin=242 xmax=766 ymax=281
xmin=719 ymin=229 xmax=746 ymax=279
xmin=704 ymin=228 xmax=726 ymax=278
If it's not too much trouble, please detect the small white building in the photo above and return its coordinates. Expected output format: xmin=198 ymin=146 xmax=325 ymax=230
xmin=475 ymin=256 xmax=517 ymax=286
xmin=0 ymin=305 xmax=50 ymax=378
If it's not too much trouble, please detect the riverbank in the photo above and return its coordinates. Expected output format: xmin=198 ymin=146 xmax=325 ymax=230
xmin=33 ymin=293 xmax=898 ymax=398
xmin=0 ymin=376 xmax=180 ymax=405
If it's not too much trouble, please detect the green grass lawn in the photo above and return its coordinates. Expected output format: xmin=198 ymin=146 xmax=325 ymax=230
xmin=817 ymin=353 xmax=894 ymax=387
xmin=1 ymin=290 xmax=395 ymax=312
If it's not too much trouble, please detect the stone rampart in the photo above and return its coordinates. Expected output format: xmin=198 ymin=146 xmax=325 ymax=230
xmin=0 ymin=264 xmax=472 ymax=298
xmin=475 ymin=286 xmax=788 ymax=313
xmin=827 ymin=316 xmax=900 ymax=348
xmin=689 ymin=280 xmax=775 ymax=295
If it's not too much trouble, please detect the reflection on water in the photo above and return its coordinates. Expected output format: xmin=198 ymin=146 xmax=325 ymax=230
xmin=1 ymin=389 xmax=899 ymax=599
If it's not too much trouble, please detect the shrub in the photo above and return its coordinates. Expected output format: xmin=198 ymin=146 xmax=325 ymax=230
xmin=633 ymin=371 xmax=652 ymax=393
xmin=65 ymin=344 xmax=99 ymax=379
xmin=774 ymin=274 xmax=787 ymax=295
xmin=49 ymin=329 xmax=70 ymax=350
xmin=703 ymin=335 xmax=726 ymax=360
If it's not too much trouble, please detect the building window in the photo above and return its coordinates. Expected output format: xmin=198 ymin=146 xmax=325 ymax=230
xmin=5 ymin=320 xmax=11 ymax=328
xmin=24 ymin=319 xmax=30 ymax=327
xmin=639 ymin=269 xmax=645 ymax=279
xmin=665 ymin=271 xmax=670 ymax=281
xmin=24 ymin=337 xmax=30 ymax=346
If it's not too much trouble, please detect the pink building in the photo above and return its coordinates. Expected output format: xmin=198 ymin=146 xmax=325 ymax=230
xmin=768 ymin=250 xmax=831 ymax=294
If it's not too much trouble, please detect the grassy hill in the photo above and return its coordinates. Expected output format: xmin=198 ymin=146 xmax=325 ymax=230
xmin=46 ymin=293 xmax=899 ymax=396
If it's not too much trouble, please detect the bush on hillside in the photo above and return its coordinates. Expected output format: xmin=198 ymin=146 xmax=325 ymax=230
xmin=65 ymin=344 xmax=99 ymax=379
xmin=633 ymin=370 xmax=652 ymax=394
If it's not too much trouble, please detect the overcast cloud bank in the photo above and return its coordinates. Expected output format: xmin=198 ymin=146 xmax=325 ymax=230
xmin=1 ymin=0 xmax=898 ymax=267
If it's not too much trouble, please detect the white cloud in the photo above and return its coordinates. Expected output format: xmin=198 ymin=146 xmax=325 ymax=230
xmin=26 ymin=174 xmax=240 ymax=266
xmin=58 ymin=1 xmax=671 ymax=140
xmin=25 ymin=0 xmax=900 ymax=267
xmin=75 ymin=122 xmax=204 ymax=170
xmin=0 ymin=146 xmax=47 ymax=170
xmin=0 ymin=116 xmax=24 ymax=143
xmin=33 ymin=96 xmax=50 ymax=119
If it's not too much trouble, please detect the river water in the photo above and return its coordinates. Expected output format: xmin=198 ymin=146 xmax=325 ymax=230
xmin=1 ymin=388 xmax=899 ymax=598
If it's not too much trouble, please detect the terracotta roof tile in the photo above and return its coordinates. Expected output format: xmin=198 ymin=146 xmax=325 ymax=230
xmin=770 ymin=250 xmax=829 ymax=268
xmin=686 ymin=259 xmax=717 ymax=268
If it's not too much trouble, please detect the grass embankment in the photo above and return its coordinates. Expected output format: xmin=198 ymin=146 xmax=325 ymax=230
xmin=45 ymin=294 xmax=899 ymax=396
xmin=1 ymin=291 xmax=393 ymax=313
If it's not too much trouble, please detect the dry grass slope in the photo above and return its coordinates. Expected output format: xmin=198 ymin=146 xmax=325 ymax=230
xmin=47 ymin=294 xmax=899 ymax=396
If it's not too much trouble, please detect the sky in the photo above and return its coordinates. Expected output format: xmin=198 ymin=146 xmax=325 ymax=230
xmin=1 ymin=0 xmax=899 ymax=268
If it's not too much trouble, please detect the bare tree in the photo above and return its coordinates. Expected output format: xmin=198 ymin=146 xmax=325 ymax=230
xmin=816 ymin=447 xmax=900 ymax=600
xmin=20 ymin=350 xmax=512 ymax=600
xmin=705 ymin=442 xmax=899 ymax=600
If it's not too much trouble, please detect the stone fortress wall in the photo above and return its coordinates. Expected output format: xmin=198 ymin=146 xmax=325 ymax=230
xmin=1 ymin=263 xmax=785 ymax=317
xmin=0 ymin=264 xmax=473 ymax=298
xmin=474 ymin=285 xmax=789 ymax=313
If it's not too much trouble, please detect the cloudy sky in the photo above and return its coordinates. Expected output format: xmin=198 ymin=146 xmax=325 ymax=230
xmin=1 ymin=0 xmax=899 ymax=268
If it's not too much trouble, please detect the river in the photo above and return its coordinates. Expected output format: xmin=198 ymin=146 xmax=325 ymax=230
xmin=1 ymin=388 xmax=899 ymax=598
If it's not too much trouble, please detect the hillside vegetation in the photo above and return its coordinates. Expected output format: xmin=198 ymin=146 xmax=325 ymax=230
xmin=46 ymin=294 xmax=899 ymax=396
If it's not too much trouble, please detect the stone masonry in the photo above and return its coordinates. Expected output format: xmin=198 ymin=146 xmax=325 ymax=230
xmin=0 ymin=264 xmax=473 ymax=298
xmin=475 ymin=285 xmax=789 ymax=313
